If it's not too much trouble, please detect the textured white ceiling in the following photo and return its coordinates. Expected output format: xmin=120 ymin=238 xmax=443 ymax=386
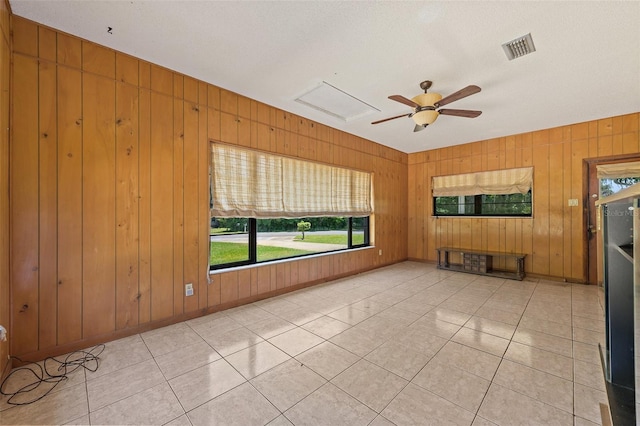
xmin=9 ymin=0 xmax=640 ymax=153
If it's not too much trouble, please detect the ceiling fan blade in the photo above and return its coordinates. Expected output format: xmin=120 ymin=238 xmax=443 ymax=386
xmin=389 ymin=95 xmax=420 ymax=108
xmin=371 ymin=113 xmax=411 ymax=125
xmin=413 ymin=124 xmax=427 ymax=132
xmin=435 ymin=85 xmax=481 ymax=107
xmin=438 ymin=109 xmax=482 ymax=118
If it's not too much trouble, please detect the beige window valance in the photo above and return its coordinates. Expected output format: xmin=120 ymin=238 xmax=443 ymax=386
xmin=596 ymin=162 xmax=640 ymax=179
xmin=432 ymin=167 xmax=533 ymax=197
xmin=211 ymin=144 xmax=373 ymax=218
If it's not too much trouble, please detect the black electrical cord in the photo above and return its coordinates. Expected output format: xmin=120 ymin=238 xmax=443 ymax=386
xmin=0 ymin=344 xmax=105 ymax=406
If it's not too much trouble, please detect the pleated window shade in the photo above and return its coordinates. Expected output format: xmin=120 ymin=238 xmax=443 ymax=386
xmin=596 ymin=161 xmax=640 ymax=179
xmin=211 ymin=144 xmax=373 ymax=218
xmin=432 ymin=167 xmax=533 ymax=196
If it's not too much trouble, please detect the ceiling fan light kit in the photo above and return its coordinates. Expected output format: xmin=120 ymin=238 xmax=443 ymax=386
xmin=372 ymin=80 xmax=482 ymax=132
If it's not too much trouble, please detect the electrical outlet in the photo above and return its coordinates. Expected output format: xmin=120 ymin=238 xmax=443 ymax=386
xmin=185 ymin=283 xmax=194 ymax=297
xmin=378 ymin=249 xmax=382 ymax=256
xmin=568 ymin=199 xmax=579 ymax=207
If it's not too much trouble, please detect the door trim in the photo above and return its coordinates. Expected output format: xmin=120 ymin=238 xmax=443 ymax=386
xmin=584 ymin=154 xmax=640 ymax=284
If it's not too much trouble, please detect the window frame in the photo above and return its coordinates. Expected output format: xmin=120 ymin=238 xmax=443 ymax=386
xmin=210 ymin=216 xmax=370 ymax=271
xmin=433 ymin=190 xmax=533 ymax=217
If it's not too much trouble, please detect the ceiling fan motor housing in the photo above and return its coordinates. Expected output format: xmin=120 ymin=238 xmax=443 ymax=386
xmin=411 ymin=92 xmax=442 ymax=125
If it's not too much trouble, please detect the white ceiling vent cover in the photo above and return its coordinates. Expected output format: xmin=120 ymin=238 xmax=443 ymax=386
xmin=295 ymin=81 xmax=379 ymax=122
xmin=502 ymin=33 xmax=536 ymax=60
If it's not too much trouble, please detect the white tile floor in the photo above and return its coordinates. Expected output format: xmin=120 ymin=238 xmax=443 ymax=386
xmin=0 ymin=261 xmax=608 ymax=425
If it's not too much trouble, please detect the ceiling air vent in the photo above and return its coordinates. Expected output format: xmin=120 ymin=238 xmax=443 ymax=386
xmin=502 ymin=33 xmax=536 ymax=60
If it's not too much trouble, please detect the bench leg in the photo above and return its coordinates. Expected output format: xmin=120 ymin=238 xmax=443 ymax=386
xmin=516 ymin=257 xmax=525 ymax=280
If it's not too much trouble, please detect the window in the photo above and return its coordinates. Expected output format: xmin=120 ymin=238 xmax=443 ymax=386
xmin=210 ymin=144 xmax=372 ymax=270
xmin=210 ymin=216 xmax=369 ymax=269
xmin=432 ymin=167 xmax=533 ymax=217
xmin=434 ymin=192 xmax=532 ymax=216
xmin=596 ymin=162 xmax=640 ymax=197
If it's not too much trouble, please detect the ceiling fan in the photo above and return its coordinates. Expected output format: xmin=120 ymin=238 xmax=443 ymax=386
xmin=372 ymin=80 xmax=482 ymax=132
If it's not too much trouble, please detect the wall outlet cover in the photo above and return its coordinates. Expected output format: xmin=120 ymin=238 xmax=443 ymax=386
xmin=185 ymin=283 xmax=194 ymax=297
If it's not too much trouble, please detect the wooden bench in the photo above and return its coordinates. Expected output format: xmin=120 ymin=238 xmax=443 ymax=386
xmin=436 ymin=247 xmax=527 ymax=281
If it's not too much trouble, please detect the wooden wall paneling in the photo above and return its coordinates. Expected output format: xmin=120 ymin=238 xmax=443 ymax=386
xmin=82 ymin=74 xmax=116 ymax=337
xmin=426 ymin=164 xmax=438 ymax=261
xmin=269 ymin=265 xmax=277 ymax=291
xmin=56 ymin=33 xmax=81 ymax=69
xmin=504 ymin=137 xmax=516 ymax=168
xmin=11 ymin=55 xmax=40 ymax=355
xmin=459 ymin=218 xmax=472 ymax=251
xmin=208 ymin=107 xmax=221 ymax=141
xmin=254 ymin=122 xmax=270 ymax=151
xmin=316 ymin=140 xmax=330 ymax=164
xmin=254 ymin=102 xmax=269 ymax=126
xmin=531 ymin=144 xmax=550 ymax=276
xmin=173 ymin=99 xmax=185 ymax=316
xmin=406 ymin=160 xmax=416 ymax=258
xmin=198 ymin=83 xmax=209 ymax=310
xmin=115 ymin=53 xmax=138 ymax=86
xmin=598 ymin=117 xmax=613 ymax=137
xmin=320 ymin=256 xmax=332 ymax=282
xmin=237 ymin=95 xmax=251 ymax=119
xmin=12 ymin=17 xmax=37 ymax=56
xmin=149 ymin=92 xmax=174 ymax=320
xmin=150 ymin=64 xmax=173 ymax=96
xmin=250 ymin=269 xmax=258 ymax=296
xmin=612 ymin=134 xmax=623 ymax=156
xmin=184 ymin=77 xmax=198 ymax=103
xmin=38 ymin=26 xmax=56 ymax=62
xmin=237 ymin=269 xmax=251 ymax=299
xmin=207 ymin=85 xmax=220 ymax=110
xmin=139 ymin=62 xmax=151 ymax=89
xmin=562 ymin=140 xmax=574 ymax=279
xmin=622 ymin=113 xmax=638 ymax=133
xmin=276 ymin=264 xmax=286 ymax=290
xmin=297 ymin=117 xmax=308 ymax=137
xmin=0 ymin=0 xmax=8 ymax=39
xmin=220 ymin=112 xmax=238 ymax=145
xmin=548 ymin=142 xmax=564 ymax=278
xmin=173 ymin=74 xmax=184 ymax=100
xmin=38 ymin=58 xmax=58 ymax=349
xmin=238 ymin=116 xmax=251 ymax=147
xmin=571 ymin=139 xmax=589 ymax=281
xmin=520 ymin=146 xmax=534 ymax=273
xmin=220 ymin=271 xmax=238 ymax=304
xmin=115 ymin=82 xmax=140 ymax=330
xmin=622 ymin=131 xmax=639 ymax=154
xmin=289 ymin=261 xmax=299 ymax=287
xmin=183 ymin=100 xmax=200 ymax=313
xmin=56 ymin=66 xmax=83 ymax=344
xmin=276 ymin=110 xmax=289 ymax=131
xmin=297 ymin=259 xmax=309 ymax=285
xmin=588 ymin=137 xmax=598 ymax=158
xmin=220 ymin=89 xmax=237 ymax=114
xmin=308 ymin=259 xmax=319 ymax=283
xmin=598 ymin=135 xmax=613 ymax=157
xmin=207 ymin=274 xmax=221 ymax=307
xmin=452 ymin=213 xmax=461 ymax=252
xmin=138 ymin=88 xmax=152 ymax=323
xmin=82 ymin=42 xmax=115 ymax=79
xmin=0 ymin=6 xmax=10 ymax=375
xmin=257 ymin=266 xmax=271 ymax=294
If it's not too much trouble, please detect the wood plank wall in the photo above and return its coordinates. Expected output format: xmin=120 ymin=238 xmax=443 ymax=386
xmin=408 ymin=113 xmax=640 ymax=283
xmin=0 ymin=0 xmax=10 ymax=377
xmin=9 ymin=16 xmax=408 ymax=361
